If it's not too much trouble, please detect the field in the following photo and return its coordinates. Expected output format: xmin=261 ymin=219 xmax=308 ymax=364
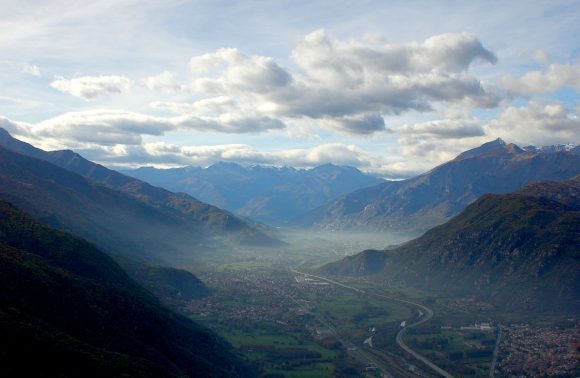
xmin=220 ymin=328 xmax=339 ymax=377
xmin=406 ymin=328 xmax=496 ymax=376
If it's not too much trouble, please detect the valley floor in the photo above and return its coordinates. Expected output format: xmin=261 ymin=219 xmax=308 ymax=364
xmin=165 ymin=235 xmax=579 ymax=378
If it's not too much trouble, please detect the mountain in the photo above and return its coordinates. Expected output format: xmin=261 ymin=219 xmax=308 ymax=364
xmin=320 ymin=177 xmax=580 ymax=314
xmin=0 ymin=143 xmax=281 ymax=267
xmin=0 ymin=145 xmax=203 ymax=264
xmin=300 ymin=139 xmax=580 ymax=234
xmin=123 ymin=162 xmax=383 ymax=225
xmin=0 ymin=128 xmax=279 ymax=249
xmin=0 ymin=200 xmax=252 ymax=377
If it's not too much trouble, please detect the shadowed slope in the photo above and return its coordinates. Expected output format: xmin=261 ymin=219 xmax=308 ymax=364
xmin=0 ymin=201 xmax=253 ymax=377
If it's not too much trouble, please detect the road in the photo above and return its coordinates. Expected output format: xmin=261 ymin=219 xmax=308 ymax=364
xmin=292 ymin=269 xmax=455 ymax=378
xmin=394 ymin=305 xmax=454 ymax=378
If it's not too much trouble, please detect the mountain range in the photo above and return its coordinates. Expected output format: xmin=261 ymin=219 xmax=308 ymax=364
xmin=300 ymin=139 xmax=580 ymax=235
xmin=0 ymin=200 xmax=252 ymax=377
xmin=0 ymin=129 xmax=280 ymax=266
xmin=319 ymin=177 xmax=580 ymax=314
xmin=123 ymin=162 xmax=383 ymax=225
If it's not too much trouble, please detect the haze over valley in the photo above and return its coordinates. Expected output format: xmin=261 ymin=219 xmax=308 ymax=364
xmin=1 ymin=1 xmax=579 ymax=377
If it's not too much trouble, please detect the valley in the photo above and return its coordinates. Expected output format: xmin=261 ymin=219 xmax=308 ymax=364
xmin=164 ymin=233 xmax=579 ymax=378
xmin=0 ymin=130 xmax=577 ymax=377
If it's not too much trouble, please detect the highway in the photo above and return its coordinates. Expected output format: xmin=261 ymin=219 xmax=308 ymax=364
xmin=393 ymin=302 xmax=454 ymax=378
xmin=292 ymin=269 xmax=455 ymax=378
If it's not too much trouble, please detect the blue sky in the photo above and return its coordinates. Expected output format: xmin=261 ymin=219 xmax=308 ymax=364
xmin=0 ymin=0 xmax=578 ymax=177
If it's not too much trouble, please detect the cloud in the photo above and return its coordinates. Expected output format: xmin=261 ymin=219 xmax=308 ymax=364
xmin=176 ymin=113 xmax=285 ymax=134
xmin=0 ymin=116 xmax=33 ymax=137
xmin=143 ymin=71 xmax=184 ymax=92
xmin=190 ymin=48 xmax=292 ymax=94
xmin=397 ymin=118 xmax=485 ymax=139
xmin=150 ymin=97 xmax=238 ymax=115
xmin=22 ymin=63 xmax=41 ymax=77
xmin=281 ymin=30 xmax=500 ymax=116
xmin=500 ymin=63 xmax=580 ymax=96
xmin=50 ymin=75 xmax=132 ymax=99
xmin=532 ymin=49 xmax=551 ymax=66
xmin=34 ymin=110 xmax=173 ymax=145
xmin=324 ymin=114 xmax=389 ymax=135
xmin=2 ymin=108 xmax=285 ymax=147
xmin=487 ymin=100 xmax=580 ymax=145
xmin=183 ymin=31 xmax=499 ymax=135
xmin=28 ymin=31 xmax=499 ymax=138
xmin=292 ymin=30 xmax=496 ymax=77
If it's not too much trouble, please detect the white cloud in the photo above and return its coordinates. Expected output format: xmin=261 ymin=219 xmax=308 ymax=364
xmin=532 ymin=49 xmax=551 ymax=66
xmin=143 ymin=71 xmax=184 ymax=92
xmin=50 ymin=75 xmax=132 ymax=100
xmin=395 ymin=132 xmax=499 ymax=168
xmin=397 ymin=118 xmax=485 ymax=139
xmin=176 ymin=113 xmax=285 ymax=134
xmin=2 ymin=108 xmax=285 ymax=148
xmin=22 ymin=63 xmax=41 ymax=77
xmin=500 ymin=63 xmax=580 ymax=96
xmin=487 ymin=100 xmax=580 ymax=145
xmin=150 ymin=97 xmax=238 ymax=115
xmin=281 ymin=30 xmax=500 ymax=117
xmin=34 ymin=110 xmax=173 ymax=145
xmin=190 ymin=48 xmax=292 ymax=94
xmin=292 ymin=30 xmax=496 ymax=77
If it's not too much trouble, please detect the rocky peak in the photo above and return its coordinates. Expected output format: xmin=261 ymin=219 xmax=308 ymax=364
xmin=454 ymin=138 xmax=508 ymax=161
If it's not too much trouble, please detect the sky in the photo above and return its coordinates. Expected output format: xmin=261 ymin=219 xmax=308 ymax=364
xmin=0 ymin=0 xmax=578 ymax=178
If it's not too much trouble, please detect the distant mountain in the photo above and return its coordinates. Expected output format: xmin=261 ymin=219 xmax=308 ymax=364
xmin=123 ymin=162 xmax=383 ymax=225
xmin=522 ymin=143 xmax=579 ymax=154
xmin=0 ymin=200 xmax=252 ymax=377
xmin=0 ymin=128 xmax=280 ymax=248
xmin=299 ymin=139 xmax=580 ymax=234
xmin=319 ymin=177 xmax=580 ymax=314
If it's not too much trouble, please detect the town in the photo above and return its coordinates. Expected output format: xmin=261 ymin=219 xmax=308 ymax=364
xmin=497 ymin=323 xmax=580 ymax=377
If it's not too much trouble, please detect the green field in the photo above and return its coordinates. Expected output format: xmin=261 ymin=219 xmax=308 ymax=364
xmin=217 ymin=329 xmax=339 ymax=377
xmin=406 ymin=327 xmax=496 ymax=376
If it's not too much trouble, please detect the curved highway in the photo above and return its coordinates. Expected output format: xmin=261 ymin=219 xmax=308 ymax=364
xmin=393 ymin=304 xmax=453 ymax=378
xmin=292 ymin=269 xmax=455 ymax=378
